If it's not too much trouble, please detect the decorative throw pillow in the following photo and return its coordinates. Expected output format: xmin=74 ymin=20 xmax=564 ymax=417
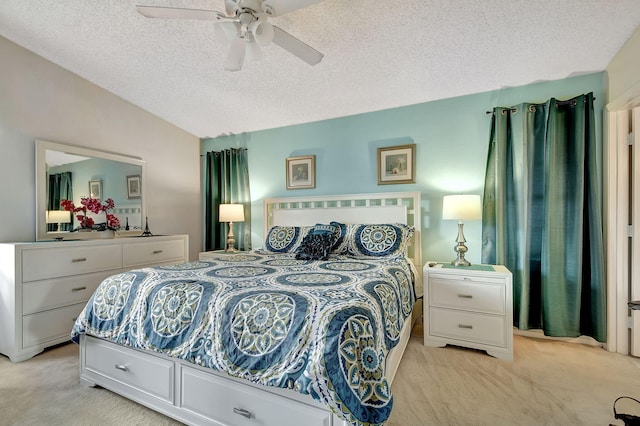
xmin=263 ymin=225 xmax=313 ymax=253
xmin=295 ymin=232 xmax=336 ymax=261
xmin=330 ymin=221 xmax=414 ymax=257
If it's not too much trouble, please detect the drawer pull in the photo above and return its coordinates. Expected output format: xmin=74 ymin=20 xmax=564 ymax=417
xmin=115 ymin=364 xmax=128 ymax=372
xmin=233 ymin=408 xmax=252 ymax=419
xmin=457 ymin=294 xmax=473 ymax=299
xmin=458 ymin=324 xmax=473 ymax=329
xmin=152 ymin=250 xmax=163 ymax=254
xmin=71 ymin=286 xmax=87 ymax=292
xmin=71 ymin=257 xmax=87 ymax=263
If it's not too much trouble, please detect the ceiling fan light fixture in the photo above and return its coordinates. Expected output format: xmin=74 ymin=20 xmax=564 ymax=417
xmin=249 ymin=19 xmax=274 ymax=46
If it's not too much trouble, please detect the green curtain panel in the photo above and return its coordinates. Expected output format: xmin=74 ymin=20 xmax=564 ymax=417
xmin=47 ymin=172 xmax=73 ymax=232
xmin=204 ymin=148 xmax=251 ymax=251
xmin=481 ymin=93 xmax=606 ymax=342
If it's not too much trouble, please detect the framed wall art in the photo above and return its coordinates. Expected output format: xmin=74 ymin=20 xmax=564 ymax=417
xmin=377 ymin=143 xmax=416 ymax=185
xmin=127 ymin=174 xmax=142 ymax=199
xmin=286 ymin=155 xmax=315 ymax=190
xmin=89 ymin=179 xmax=102 ymax=200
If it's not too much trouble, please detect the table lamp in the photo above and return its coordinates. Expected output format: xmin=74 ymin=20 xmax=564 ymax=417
xmin=442 ymin=194 xmax=482 ymax=266
xmin=46 ymin=210 xmax=71 ymax=232
xmin=219 ymin=204 xmax=245 ymax=252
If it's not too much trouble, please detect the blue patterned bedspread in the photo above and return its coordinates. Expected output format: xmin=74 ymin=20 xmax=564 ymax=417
xmin=71 ymin=252 xmax=416 ymax=425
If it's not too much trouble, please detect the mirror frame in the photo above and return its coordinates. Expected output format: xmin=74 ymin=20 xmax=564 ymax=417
xmin=35 ymin=139 xmax=146 ymax=241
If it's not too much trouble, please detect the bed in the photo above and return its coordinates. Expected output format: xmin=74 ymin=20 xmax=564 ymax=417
xmin=72 ymin=192 xmax=422 ymax=426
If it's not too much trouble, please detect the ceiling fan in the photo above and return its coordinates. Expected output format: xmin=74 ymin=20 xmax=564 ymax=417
xmin=137 ymin=0 xmax=324 ymax=71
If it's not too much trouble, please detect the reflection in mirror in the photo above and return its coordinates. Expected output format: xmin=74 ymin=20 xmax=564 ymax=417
xmin=36 ymin=140 xmax=146 ymax=241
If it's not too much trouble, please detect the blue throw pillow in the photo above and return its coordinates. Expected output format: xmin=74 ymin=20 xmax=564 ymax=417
xmin=295 ymin=232 xmax=335 ymax=261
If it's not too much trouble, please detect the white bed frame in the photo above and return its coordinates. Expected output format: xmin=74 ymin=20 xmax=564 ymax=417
xmin=80 ymin=191 xmax=422 ymax=426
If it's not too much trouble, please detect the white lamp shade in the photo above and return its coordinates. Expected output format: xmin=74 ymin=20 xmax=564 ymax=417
xmin=219 ymin=204 xmax=245 ymax=223
xmin=442 ymin=195 xmax=482 ymax=220
xmin=46 ymin=210 xmax=71 ymax=224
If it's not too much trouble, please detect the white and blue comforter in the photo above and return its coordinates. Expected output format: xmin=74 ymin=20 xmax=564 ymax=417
xmin=71 ymin=251 xmax=416 ymax=425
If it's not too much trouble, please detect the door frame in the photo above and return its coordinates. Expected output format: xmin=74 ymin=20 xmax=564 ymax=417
xmin=605 ymin=79 xmax=640 ymax=354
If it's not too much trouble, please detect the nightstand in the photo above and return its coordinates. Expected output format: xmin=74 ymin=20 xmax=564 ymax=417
xmin=423 ymin=262 xmax=513 ymax=361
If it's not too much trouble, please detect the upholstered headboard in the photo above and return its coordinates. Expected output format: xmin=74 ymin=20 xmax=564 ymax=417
xmin=263 ymin=191 xmax=422 ymax=272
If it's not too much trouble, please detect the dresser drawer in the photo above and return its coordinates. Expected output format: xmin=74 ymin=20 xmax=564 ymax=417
xmin=22 ymin=270 xmax=113 ymax=315
xmin=180 ymin=366 xmax=332 ymax=426
xmin=22 ymin=302 xmax=86 ymax=348
xmin=429 ymin=275 xmax=505 ymax=314
xmin=85 ymin=337 xmax=174 ymax=403
xmin=22 ymin=245 xmax=122 ymax=282
xmin=123 ymin=239 xmax=185 ymax=268
xmin=429 ymin=307 xmax=506 ymax=347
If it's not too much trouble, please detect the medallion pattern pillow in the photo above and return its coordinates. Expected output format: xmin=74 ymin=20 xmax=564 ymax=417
xmin=264 ymin=226 xmax=312 ymax=253
xmin=330 ymin=222 xmax=414 ymax=258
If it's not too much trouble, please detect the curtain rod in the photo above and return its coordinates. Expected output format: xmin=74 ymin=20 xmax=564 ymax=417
xmin=485 ymin=96 xmax=595 ymax=114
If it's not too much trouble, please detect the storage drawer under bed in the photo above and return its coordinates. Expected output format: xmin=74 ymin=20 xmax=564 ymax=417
xmin=84 ymin=336 xmax=174 ymax=403
xmin=180 ymin=365 xmax=332 ymax=426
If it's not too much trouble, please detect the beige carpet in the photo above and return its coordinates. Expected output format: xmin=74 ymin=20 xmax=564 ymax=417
xmin=1 ymin=335 xmax=638 ymax=426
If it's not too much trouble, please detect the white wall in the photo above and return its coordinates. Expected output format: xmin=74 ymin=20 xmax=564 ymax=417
xmin=606 ymin=25 xmax=640 ymax=102
xmin=0 ymin=36 xmax=202 ymax=259
xmin=203 ymin=73 xmax=604 ymax=265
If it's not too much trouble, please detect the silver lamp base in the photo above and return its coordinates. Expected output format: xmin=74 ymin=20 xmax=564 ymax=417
xmin=450 ymin=220 xmax=471 ymax=267
xmin=225 ymin=222 xmax=237 ymax=252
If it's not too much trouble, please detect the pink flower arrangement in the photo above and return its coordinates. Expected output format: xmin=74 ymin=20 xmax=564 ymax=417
xmin=61 ymin=197 xmax=120 ymax=230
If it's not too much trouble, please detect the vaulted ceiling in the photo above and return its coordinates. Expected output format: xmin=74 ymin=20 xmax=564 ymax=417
xmin=1 ymin=1 xmax=639 ymax=138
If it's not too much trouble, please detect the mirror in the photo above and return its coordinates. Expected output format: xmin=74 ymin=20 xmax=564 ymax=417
xmin=35 ymin=140 xmax=146 ymax=241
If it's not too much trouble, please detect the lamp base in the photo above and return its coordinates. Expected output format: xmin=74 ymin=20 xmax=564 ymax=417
xmin=225 ymin=222 xmax=237 ymax=252
xmin=451 ymin=256 xmax=471 ymax=267
xmin=451 ymin=221 xmax=471 ymax=267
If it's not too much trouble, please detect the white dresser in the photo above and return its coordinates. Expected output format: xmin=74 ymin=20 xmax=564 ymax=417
xmin=0 ymin=235 xmax=189 ymax=362
xmin=423 ymin=263 xmax=513 ymax=361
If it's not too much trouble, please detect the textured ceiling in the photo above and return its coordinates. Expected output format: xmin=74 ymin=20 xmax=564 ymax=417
xmin=1 ymin=1 xmax=640 ymax=138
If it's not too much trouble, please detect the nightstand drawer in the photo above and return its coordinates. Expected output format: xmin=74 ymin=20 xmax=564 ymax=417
xmin=429 ymin=274 xmax=505 ymax=314
xmin=429 ymin=307 xmax=506 ymax=347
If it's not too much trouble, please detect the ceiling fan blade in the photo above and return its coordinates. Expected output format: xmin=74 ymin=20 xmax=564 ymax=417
xmin=214 ymin=21 xmax=240 ymax=42
xmin=225 ymin=37 xmax=246 ymax=72
xmin=261 ymin=0 xmax=324 ymax=17
xmin=272 ymin=26 xmax=323 ymax=66
xmin=246 ymin=40 xmax=263 ymax=62
xmin=136 ymin=6 xmax=225 ymax=20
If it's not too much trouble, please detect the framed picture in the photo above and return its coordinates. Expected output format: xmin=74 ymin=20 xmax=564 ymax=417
xmin=377 ymin=144 xmax=416 ymax=185
xmin=286 ymin=155 xmax=315 ymax=190
xmin=89 ymin=179 xmax=102 ymax=200
xmin=127 ymin=174 xmax=142 ymax=199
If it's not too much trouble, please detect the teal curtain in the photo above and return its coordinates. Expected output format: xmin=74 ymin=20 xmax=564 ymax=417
xmin=481 ymin=93 xmax=606 ymax=342
xmin=47 ymin=172 xmax=73 ymax=232
xmin=204 ymin=148 xmax=251 ymax=251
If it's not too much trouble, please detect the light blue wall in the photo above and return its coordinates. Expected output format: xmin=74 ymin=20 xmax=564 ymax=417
xmin=202 ymin=73 xmax=604 ymax=265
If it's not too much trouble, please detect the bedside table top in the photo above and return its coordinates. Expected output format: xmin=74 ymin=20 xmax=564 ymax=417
xmin=424 ymin=262 xmax=511 ymax=275
xmin=425 ymin=262 xmax=495 ymax=272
